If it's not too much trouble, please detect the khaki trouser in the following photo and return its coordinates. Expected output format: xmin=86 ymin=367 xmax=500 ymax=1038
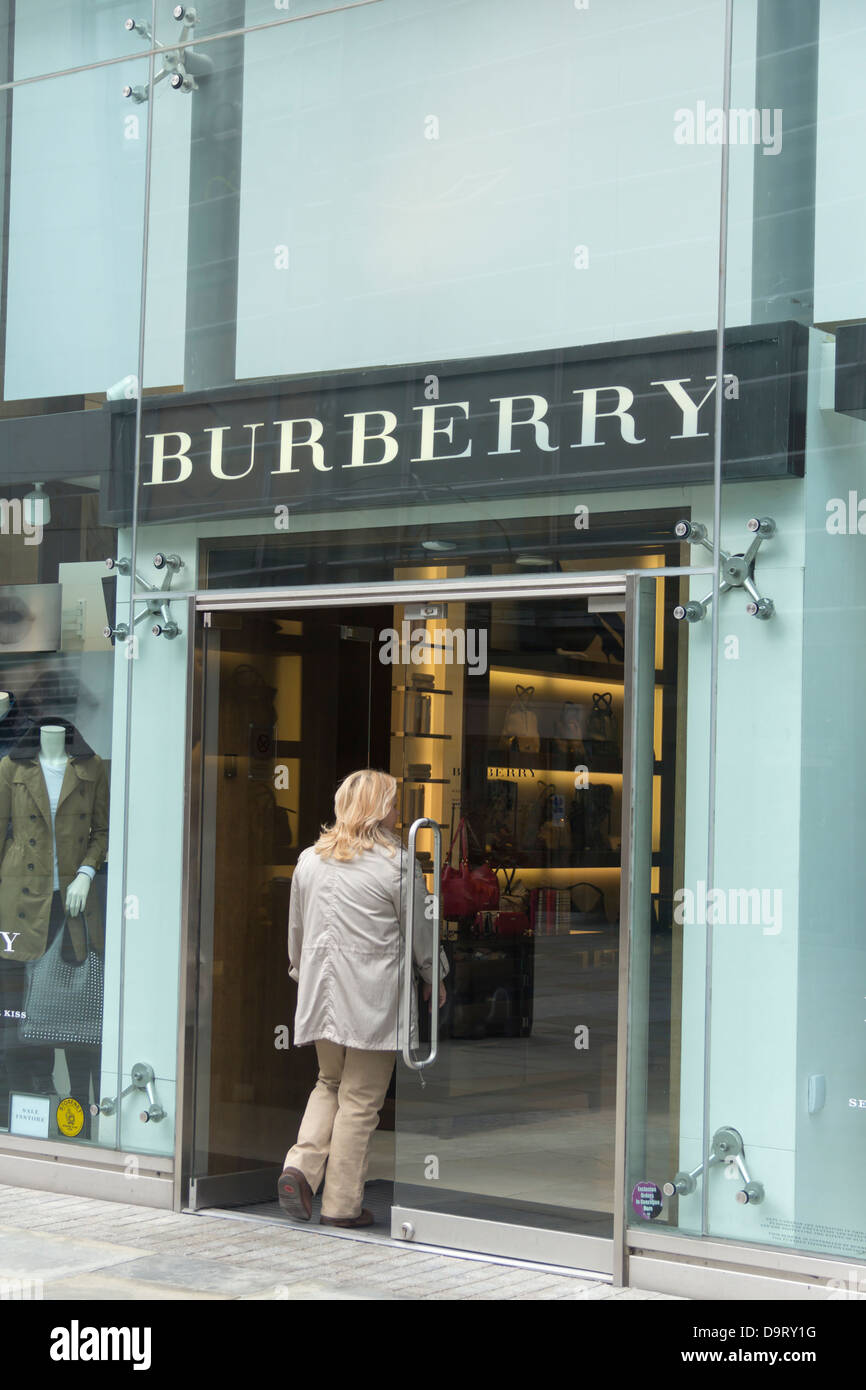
xmin=284 ymin=1040 xmax=396 ymax=1219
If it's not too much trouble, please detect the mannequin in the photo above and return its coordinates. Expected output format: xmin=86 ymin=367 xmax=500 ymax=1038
xmin=0 ymin=717 xmax=108 ymax=1131
xmin=38 ymin=724 xmax=95 ymax=919
xmin=0 ymin=715 xmax=108 ymax=960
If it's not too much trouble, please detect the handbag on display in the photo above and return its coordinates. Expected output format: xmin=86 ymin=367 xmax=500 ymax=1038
xmin=530 ymin=881 xmax=608 ymax=934
xmin=497 ymin=866 xmax=531 ymax=913
xmin=18 ymin=910 xmax=103 ymax=1049
xmin=473 ymin=908 xmax=531 ymax=937
xmin=583 ymin=782 xmax=613 ymax=850
xmin=554 ymin=700 xmax=589 ymax=766
xmin=569 ymin=881 xmax=609 ymax=928
xmin=249 ymin=781 xmax=293 ymax=863
xmin=530 ymin=886 xmax=573 ymax=935
xmin=272 ymin=803 xmax=294 ymax=859
xmin=537 ymin=789 xmax=570 ymax=853
xmin=441 ymin=817 xmax=500 ymax=918
xmin=486 ymin=778 xmax=518 ymax=857
xmin=500 ymin=684 xmax=540 ymax=755
xmin=519 ymin=779 xmax=552 ymax=849
xmin=584 ymin=691 xmax=618 ymax=760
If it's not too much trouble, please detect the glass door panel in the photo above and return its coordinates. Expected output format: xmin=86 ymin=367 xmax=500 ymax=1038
xmin=189 ymin=606 xmax=390 ymax=1207
xmin=393 ymin=589 xmax=659 ymax=1269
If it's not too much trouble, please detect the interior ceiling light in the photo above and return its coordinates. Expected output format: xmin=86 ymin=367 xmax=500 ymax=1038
xmin=421 ymin=540 xmax=457 ymax=551
xmin=23 ymin=482 xmax=50 ymax=528
xmin=515 ymin=554 xmax=554 ymax=566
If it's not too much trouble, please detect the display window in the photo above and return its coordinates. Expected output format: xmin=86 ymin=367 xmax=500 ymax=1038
xmin=0 ymin=483 xmax=120 ymax=1145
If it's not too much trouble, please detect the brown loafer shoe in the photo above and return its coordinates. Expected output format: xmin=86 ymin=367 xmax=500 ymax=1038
xmin=278 ymin=1167 xmax=313 ymax=1221
xmin=320 ymin=1208 xmax=374 ymax=1228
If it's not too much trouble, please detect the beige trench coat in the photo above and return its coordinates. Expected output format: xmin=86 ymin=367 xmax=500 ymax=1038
xmin=288 ymin=839 xmax=449 ymax=1052
xmin=0 ymin=753 xmax=109 ymax=962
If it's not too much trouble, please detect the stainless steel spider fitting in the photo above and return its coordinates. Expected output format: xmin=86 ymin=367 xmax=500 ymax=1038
xmin=673 ymin=517 xmax=776 ymax=623
xmin=663 ymin=1126 xmax=765 ymax=1207
xmin=103 ymin=552 xmax=184 ymax=641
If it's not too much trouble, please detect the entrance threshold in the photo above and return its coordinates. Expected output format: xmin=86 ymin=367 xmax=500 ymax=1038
xmin=184 ymin=1191 xmax=613 ymax=1282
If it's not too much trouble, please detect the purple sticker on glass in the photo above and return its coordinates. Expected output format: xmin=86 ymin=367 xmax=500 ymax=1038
xmin=631 ymin=1181 xmax=663 ymax=1220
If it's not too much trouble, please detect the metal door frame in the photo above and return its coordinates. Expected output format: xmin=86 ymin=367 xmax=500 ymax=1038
xmin=178 ymin=571 xmax=652 ymax=1281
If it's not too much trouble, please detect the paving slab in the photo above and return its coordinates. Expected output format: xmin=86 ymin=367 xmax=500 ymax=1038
xmin=0 ymin=1226 xmax=146 ymax=1282
xmin=238 ymin=1278 xmax=404 ymax=1301
xmin=99 ymin=1253 xmax=312 ymax=1297
xmin=42 ymin=1273 xmax=229 ymax=1301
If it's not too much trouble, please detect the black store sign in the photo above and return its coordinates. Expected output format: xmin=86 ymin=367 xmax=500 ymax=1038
xmin=106 ymin=321 xmax=807 ymax=525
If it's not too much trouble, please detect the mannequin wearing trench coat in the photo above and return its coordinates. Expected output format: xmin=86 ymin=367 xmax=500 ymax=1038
xmin=0 ymin=740 xmax=109 ymax=964
xmin=0 ymin=720 xmax=108 ymax=1127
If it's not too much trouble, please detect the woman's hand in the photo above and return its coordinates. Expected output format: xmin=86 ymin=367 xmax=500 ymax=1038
xmin=422 ymin=981 xmax=447 ymax=1009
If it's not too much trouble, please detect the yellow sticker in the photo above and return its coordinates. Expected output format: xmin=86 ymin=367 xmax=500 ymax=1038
xmin=56 ymin=1098 xmax=84 ymax=1138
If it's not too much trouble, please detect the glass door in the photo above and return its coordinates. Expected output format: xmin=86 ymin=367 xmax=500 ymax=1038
xmin=392 ymin=581 xmax=662 ymax=1270
xmin=188 ymin=605 xmax=391 ymax=1208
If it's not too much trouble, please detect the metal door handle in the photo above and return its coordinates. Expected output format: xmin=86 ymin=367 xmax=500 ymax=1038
xmin=402 ymin=817 xmax=442 ymax=1073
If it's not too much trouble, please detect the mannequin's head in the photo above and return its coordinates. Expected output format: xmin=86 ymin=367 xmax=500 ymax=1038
xmin=8 ymin=717 xmax=94 ymax=761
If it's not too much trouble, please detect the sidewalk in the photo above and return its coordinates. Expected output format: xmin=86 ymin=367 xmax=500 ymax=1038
xmin=0 ymin=1184 xmax=680 ymax=1301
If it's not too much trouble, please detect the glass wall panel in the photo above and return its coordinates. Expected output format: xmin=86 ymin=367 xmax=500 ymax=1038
xmin=1 ymin=1 xmax=151 ymax=88
xmin=134 ymin=0 xmax=730 ymax=592
xmin=152 ymin=0 xmax=333 ymax=48
xmin=710 ymin=0 xmax=866 ymax=1263
xmin=2 ymin=61 xmax=148 ymax=407
xmin=0 ymin=60 xmax=148 ymax=1149
xmin=643 ymin=0 xmax=866 ymax=1270
xmin=701 ymin=0 xmax=837 ymax=1259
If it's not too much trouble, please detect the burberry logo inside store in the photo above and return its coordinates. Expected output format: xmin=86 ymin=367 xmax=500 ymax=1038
xmin=143 ymin=377 xmax=732 ymax=485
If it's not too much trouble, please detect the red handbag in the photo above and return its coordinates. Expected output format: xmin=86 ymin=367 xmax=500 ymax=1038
xmin=473 ymin=909 xmax=530 ymax=937
xmin=441 ymin=818 xmax=500 ymax=918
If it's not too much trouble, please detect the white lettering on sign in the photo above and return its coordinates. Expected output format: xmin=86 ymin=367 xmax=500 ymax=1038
xmin=488 ymin=394 xmax=558 ymax=456
xmin=570 ymin=386 xmax=646 ymax=448
xmin=140 ymin=370 xmax=744 ymax=489
xmin=410 ymin=401 xmax=471 ymax=462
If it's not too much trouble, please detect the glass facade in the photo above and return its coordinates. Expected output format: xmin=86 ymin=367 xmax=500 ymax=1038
xmin=0 ymin=0 xmax=864 ymax=1291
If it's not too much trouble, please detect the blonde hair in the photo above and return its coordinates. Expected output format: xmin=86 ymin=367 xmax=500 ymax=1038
xmin=313 ymin=769 xmax=398 ymax=861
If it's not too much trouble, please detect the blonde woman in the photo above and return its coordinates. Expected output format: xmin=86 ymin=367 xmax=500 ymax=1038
xmin=278 ymin=769 xmax=448 ymax=1228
